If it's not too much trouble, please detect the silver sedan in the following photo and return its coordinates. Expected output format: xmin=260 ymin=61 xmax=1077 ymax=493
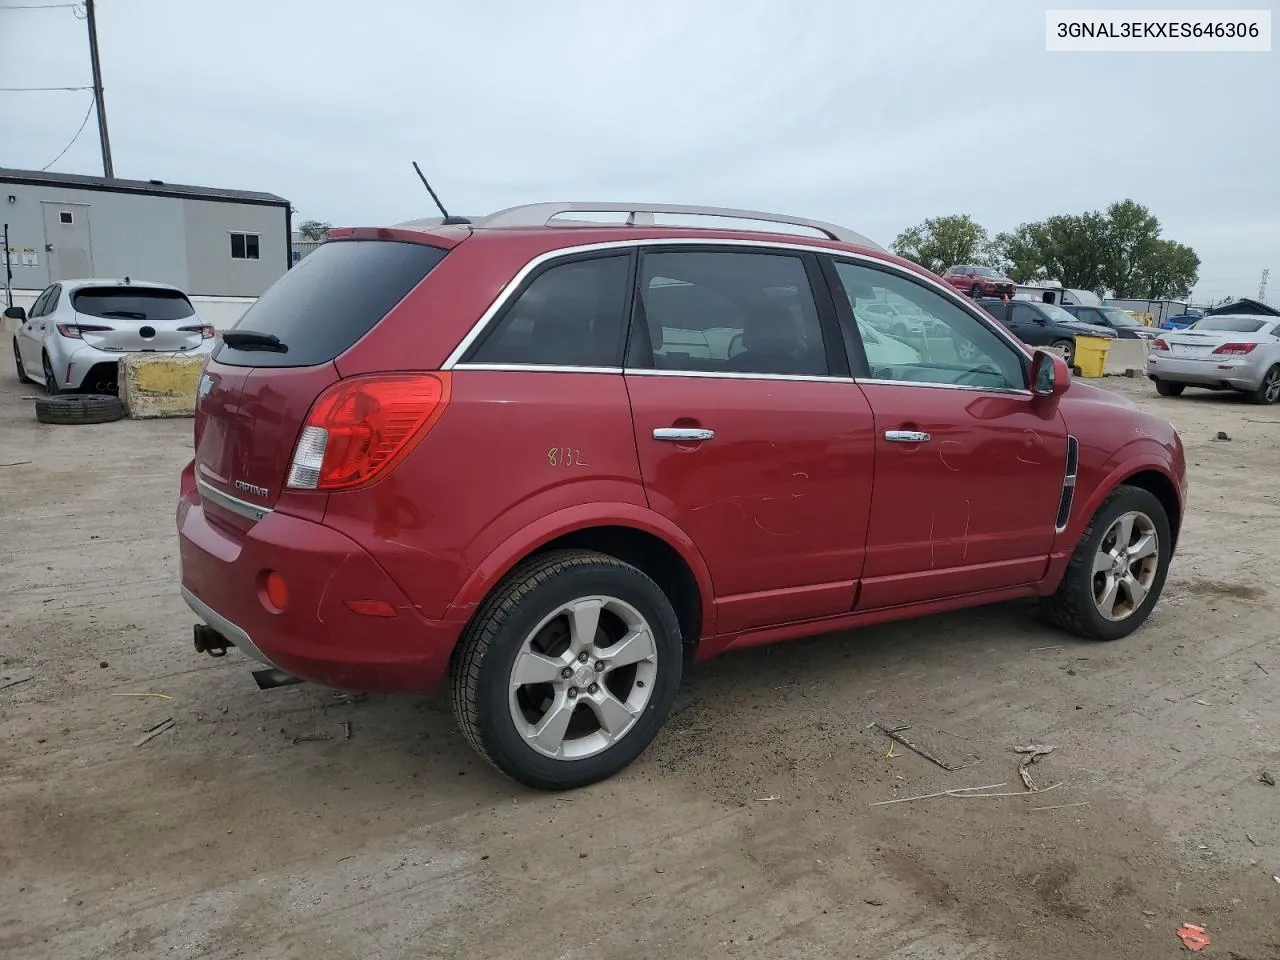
xmin=1147 ymin=313 xmax=1280 ymax=404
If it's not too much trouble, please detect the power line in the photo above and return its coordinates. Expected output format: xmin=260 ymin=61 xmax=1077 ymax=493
xmin=0 ymin=3 xmax=81 ymax=8
xmin=1 ymin=86 xmax=94 ymax=92
xmin=39 ymin=96 xmax=95 ymax=170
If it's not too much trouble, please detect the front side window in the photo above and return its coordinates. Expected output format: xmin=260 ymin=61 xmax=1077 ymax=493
xmin=230 ymin=232 xmax=260 ymax=260
xmin=467 ymin=254 xmax=631 ymax=367
xmin=632 ymin=250 xmax=828 ymax=376
xmin=30 ymin=286 xmax=54 ymax=317
xmin=831 ymin=260 xmax=1024 ymax=390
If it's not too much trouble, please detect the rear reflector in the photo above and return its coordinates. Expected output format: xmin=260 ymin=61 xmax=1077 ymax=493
xmin=344 ymin=599 xmax=397 ymax=617
xmin=263 ymin=571 xmax=290 ymax=612
xmin=287 ymin=373 xmax=451 ymax=491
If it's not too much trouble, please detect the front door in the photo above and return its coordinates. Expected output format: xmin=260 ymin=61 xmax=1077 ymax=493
xmin=41 ymin=203 xmax=93 ymax=281
xmin=624 ymin=247 xmax=876 ymax=635
xmin=826 ymin=258 xmax=1068 ymax=610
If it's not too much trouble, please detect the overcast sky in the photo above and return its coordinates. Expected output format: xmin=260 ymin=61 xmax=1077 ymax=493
xmin=2 ymin=0 xmax=1276 ymax=301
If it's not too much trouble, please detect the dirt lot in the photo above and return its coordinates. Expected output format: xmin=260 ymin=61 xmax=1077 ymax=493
xmin=2 ymin=372 xmax=1278 ymax=960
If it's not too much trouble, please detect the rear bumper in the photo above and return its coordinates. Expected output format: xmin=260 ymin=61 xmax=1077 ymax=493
xmin=63 ymin=340 xmax=214 ymax=389
xmin=1147 ymin=354 xmax=1265 ymax=390
xmin=178 ymin=489 xmax=464 ymax=693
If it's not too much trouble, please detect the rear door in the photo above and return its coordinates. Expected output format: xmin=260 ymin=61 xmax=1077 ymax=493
xmin=624 ymin=246 xmax=876 ymax=635
xmin=194 ymin=239 xmax=449 ymax=533
xmin=826 ymin=257 xmax=1067 ymax=609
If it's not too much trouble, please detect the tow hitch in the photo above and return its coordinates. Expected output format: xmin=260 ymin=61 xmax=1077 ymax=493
xmin=193 ymin=623 xmax=231 ymax=657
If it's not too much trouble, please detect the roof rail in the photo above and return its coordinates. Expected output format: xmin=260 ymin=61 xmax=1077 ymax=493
xmin=471 ymin=202 xmax=883 ymax=250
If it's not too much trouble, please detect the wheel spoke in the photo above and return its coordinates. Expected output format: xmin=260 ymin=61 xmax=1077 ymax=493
xmin=599 ymin=627 xmax=657 ymax=670
xmin=1123 ymin=573 xmax=1149 ymax=608
xmin=1095 ymin=573 xmax=1120 ymax=618
xmin=511 ymin=650 xmax=565 ymax=687
xmin=1126 ymin=532 xmax=1158 ymax=562
xmin=1092 ymin=549 xmax=1115 ymax=575
xmin=528 ymin=695 xmax=575 ymax=755
xmin=1112 ymin=513 xmax=1135 ymax=550
xmin=588 ymin=690 xmax=636 ymax=739
xmin=567 ymin=599 xmax=603 ymax=654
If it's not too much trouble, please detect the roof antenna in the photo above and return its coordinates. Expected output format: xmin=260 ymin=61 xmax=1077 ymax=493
xmin=411 ymin=162 xmax=471 ymax=226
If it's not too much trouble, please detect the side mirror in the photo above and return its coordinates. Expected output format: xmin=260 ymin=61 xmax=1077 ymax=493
xmin=3 ymin=306 xmax=26 ymax=321
xmin=1031 ymin=349 xmax=1071 ymax=398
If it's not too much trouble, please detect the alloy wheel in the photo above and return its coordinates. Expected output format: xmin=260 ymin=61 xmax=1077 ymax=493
xmin=1091 ymin=511 xmax=1159 ymax=621
xmin=1264 ymin=367 xmax=1280 ymax=404
xmin=508 ymin=595 xmax=658 ymax=760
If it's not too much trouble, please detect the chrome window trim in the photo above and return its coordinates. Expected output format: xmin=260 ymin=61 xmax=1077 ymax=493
xmin=857 ymin=378 xmax=1032 ymax=396
xmin=196 ymin=476 xmax=272 ymax=522
xmin=627 ymin=368 xmax=856 ymax=384
xmin=452 ymin=363 xmax=623 ymax=375
xmin=441 ymin=237 xmax=1035 ymax=388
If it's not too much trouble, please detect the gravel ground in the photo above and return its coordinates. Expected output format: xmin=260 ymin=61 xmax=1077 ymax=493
xmin=1 ymin=372 xmax=1278 ymax=960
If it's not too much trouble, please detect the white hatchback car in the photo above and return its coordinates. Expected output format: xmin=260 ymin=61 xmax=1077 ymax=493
xmin=7 ymin=278 xmax=215 ymax=394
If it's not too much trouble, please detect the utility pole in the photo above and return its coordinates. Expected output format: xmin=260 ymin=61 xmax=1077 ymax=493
xmin=1259 ymin=268 xmax=1269 ymax=302
xmin=3 ymin=223 xmax=12 ymax=309
xmin=85 ymin=0 xmax=114 ymax=178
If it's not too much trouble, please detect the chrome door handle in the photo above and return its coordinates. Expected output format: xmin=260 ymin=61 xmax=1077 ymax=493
xmin=654 ymin=427 xmax=715 ymax=442
xmin=884 ymin=430 xmax=930 ymax=443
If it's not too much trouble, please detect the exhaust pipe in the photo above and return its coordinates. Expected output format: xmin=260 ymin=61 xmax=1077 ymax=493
xmin=193 ymin=623 xmax=232 ymax=657
xmin=252 ymin=668 xmax=304 ymax=690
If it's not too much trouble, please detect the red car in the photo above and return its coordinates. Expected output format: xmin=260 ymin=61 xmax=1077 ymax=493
xmin=943 ymin=264 xmax=1016 ymax=299
xmin=178 ymin=202 xmax=1187 ymax=790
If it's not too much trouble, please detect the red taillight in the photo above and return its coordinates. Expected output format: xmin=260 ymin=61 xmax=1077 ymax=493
xmin=287 ymin=373 xmax=451 ymax=491
xmin=56 ymin=323 xmax=112 ymax=339
xmin=1151 ymin=338 xmax=1170 ymax=351
xmin=1212 ymin=342 xmax=1257 ymax=356
xmin=179 ymin=324 xmax=216 ymax=339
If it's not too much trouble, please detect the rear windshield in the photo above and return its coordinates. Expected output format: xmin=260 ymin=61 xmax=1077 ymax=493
xmin=1192 ymin=315 xmax=1266 ymax=333
xmin=73 ymin=287 xmax=195 ymax=321
xmin=214 ymin=240 xmax=448 ymax=368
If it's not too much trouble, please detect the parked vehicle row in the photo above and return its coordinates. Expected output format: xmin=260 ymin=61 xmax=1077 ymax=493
xmin=178 ymin=202 xmax=1186 ymax=790
xmin=1148 ymin=313 xmax=1280 ymax=404
xmin=976 ymin=298 xmax=1114 ymax=366
xmin=6 ymin=278 xmax=214 ymax=394
xmin=1063 ymin=304 xmax=1157 ymax=341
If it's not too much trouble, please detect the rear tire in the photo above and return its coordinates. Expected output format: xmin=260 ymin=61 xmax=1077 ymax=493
xmin=970 ymin=284 xmax=982 ymax=298
xmin=1247 ymin=364 xmax=1280 ymax=405
xmin=1154 ymin=379 xmax=1185 ymax=397
xmin=1041 ymin=484 xmax=1172 ymax=642
xmin=13 ymin=339 xmax=33 ymax=384
xmin=451 ymin=549 xmax=683 ymax=790
xmin=35 ymin=394 xmax=124 ymax=425
xmin=41 ymin=351 xmax=59 ymax=395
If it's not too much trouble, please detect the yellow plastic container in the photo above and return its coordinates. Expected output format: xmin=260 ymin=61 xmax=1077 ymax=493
xmin=1073 ymin=334 xmax=1112 ymax=378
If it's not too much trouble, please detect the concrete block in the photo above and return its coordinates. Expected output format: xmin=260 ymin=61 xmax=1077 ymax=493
xmin=1104 ymin=338 xmax=1150 ymax=376
xmin=119 ymin=353 xmax=205 ymax=419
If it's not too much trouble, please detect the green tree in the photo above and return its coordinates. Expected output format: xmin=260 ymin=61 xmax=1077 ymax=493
xmin=297 ymin=219 xmax=332 ymax=241
xmin=1099 ymin=199 xmax=1161 ymax=296
xmin=1131 ymin=239 xmax=1200 ymax=299
xmin=890 ymin=215 xmax=991 ymax=275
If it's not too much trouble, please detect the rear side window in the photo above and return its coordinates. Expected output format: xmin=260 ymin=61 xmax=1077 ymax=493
xmin=215 ymin=240 xmax=447 ymax=368
xmin=72 ymin=287 xmax=193 ymax=321
xmin=632 ymin=250 xmax=828 ymax=376
xmin=466 ymin=255 xmax=631 ymax=367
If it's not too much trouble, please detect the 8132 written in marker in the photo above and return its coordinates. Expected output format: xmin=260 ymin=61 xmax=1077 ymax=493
xmin=1046 ymin=9 xmax=1271 ymax=51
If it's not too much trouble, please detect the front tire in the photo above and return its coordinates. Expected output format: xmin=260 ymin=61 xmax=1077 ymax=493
xmin=1247 ymin=364 xmax=1280 ymax=405
xmin=1154 ymin=379 xmax=1185 ymax=397
xmin=451 ymin=550 xmax=683 ymax=790
xmin=1051 ymin=338 xmax=1074 ymax=366
xmin=970 ymin=284 xmax=982 ymax=299
xmin=1042 ymin=485 xmax=1172 ymax=641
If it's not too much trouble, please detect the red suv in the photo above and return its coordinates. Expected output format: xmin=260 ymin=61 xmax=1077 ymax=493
xmin=943 ymin=264 xmax=1016 ymax=299
xmin=178 ymin=202 xmax=1187 ymax=790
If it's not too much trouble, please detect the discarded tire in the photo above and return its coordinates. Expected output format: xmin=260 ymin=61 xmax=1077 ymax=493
xmin=35 ymin=394 xmax=125 ymax=425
